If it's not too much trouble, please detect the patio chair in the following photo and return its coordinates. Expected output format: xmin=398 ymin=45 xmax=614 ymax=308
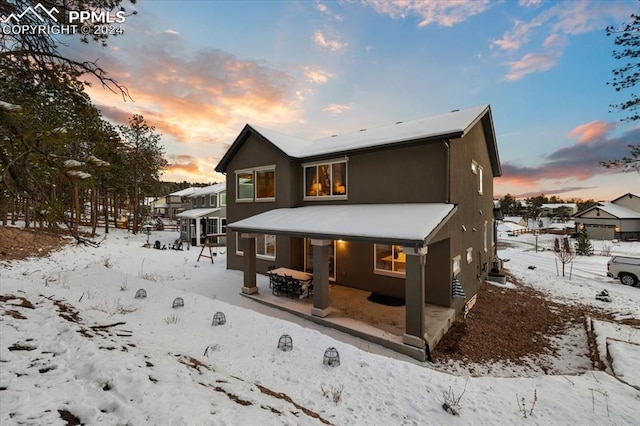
xmin=287 ymin=277 xmax=302 ymax=299
xmin=272 ymin=275 xmax=288 ymax=296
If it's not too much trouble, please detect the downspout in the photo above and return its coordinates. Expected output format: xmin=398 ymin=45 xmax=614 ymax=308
xmin=443 ymin=139 xmax=450 ymax=203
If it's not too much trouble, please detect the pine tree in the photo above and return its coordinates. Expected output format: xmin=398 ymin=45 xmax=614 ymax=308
xmin=574 ymin=230 xmax=594 ymax=256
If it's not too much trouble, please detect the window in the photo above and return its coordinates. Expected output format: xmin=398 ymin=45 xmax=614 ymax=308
xmin=210 ymin=195 xmax=217 ymax=207
xmin=235 ymin=232 xmax=276 ymax=259
xmin=221 ymin=218 xmax=227 ymax=234
xmin=206 ymin=218 xmax=217 ymax=235
xmin=255 ymin=169 xmax=275 ymax=200
xmin=374 ymin=244 xmax=405 ymax=277
xmin=235 ymin=167 xmax=275 ymax=201
xmin=200 ymin=196 xmax=206 ymax=207
xmin=192 ymin=199 xmax=197 ymax=208
xmin=483 ymin=221 xmax=488 ymax=252
xmin=472 ymin=160 xmax=483 ymax=195
xmin=236 ymin=171 xmax=254 ymax=201
xmin=220 ymin=192 xmax=227 ymax=206
xmin=304 ymin=239 xmax=336 ymax=281
xmin=304 ymin=159 xmax=347 ymax=199
xmin=453 ymin=255 xmax=461 ymax=275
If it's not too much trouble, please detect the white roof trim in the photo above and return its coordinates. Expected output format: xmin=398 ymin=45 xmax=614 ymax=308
xmin=176 ymin=208 xmax=221 ymax=219
xmin=229 ymin=204 xmax=456 ymax=246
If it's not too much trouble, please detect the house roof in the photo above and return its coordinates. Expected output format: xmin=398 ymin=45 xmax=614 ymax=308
xmin=176 ymin=208 xmax=221 ymax=219
xmin=575 ymin=203 xmax=640 ymax=220
xmin=228 ymin=203 xmax=456 ymax=247
xmin=611 ymin=193 xmax=640 ymax=204
xmin=189 ymin=183 xmax=226 ymax=197
xmin=216 ymin=105 xmax=501 ymax=177
xmin=169 ymin=187 xmax=197 ymax=197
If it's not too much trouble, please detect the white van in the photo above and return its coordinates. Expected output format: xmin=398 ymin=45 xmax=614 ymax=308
xmin=607 ymin=256 xmax=640 ymax=286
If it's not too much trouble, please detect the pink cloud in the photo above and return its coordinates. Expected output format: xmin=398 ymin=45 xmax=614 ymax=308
xmin=504 ymin=52 xmax=557 ymax=81
xmin=567 ymin=121 xmax=617 ymax=144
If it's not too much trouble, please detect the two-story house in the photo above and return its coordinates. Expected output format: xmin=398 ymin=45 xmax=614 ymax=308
xmin=215 ymin=105 xmax=501 ymax=361
xmin=152 ymin=187 xmax=197 ymax=219
xmin=176 ymin=183 xmax=227 ymax=246
xmin=574 ymin=193 xmax=640 ymax=240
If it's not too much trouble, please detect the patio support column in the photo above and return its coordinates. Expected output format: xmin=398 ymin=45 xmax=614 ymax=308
xmin=402 ymin=245 xmax=427 ymax=349
xmin=241 ymin=233 xmax=258 ymax=295
xmin=311 ymin=239 xmax=332 ymax=317
xmin=195 ymin=218 xmax=202 ymax=246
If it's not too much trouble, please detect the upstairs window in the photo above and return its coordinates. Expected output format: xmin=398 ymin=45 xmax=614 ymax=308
xmin=236 ymin=166 xmax=275 ymax=202
xmin=304 ymin=159 xmax=347 ymax=199
xmin=220 ymin=192 xmax=227 ymax=206
xmin=236 ymin=171 xmax=254 ymax=201
xmin=210 ymin=195 xmax=217 ymax=208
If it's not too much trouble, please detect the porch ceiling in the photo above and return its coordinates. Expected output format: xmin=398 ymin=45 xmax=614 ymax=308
xmin=229 ymin=203 xmax=456 ymax=247
xmin=176 ymin=207 xmax=221 ymax=219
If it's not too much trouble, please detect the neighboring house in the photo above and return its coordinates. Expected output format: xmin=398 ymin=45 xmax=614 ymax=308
xmin=574 ymin=193 xmax=640 ymax=241
xmin=541 ymin=203 xmax=578 ymax=217
xmin=176 ymin=183 xmax=227 ymax=246
xmin=502 ymin=216 xmax=526 ymax=227
xmin=215 ymin=105 xmax=501 ymax=361
xmin=152 ymin=187 xmax=197 ymax=219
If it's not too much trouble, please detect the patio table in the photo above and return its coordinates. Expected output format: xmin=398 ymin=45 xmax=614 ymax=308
xmin=267 ymin=267 xmax=313 ymax=298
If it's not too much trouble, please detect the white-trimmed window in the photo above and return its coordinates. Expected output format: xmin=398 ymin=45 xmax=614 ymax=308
xmin=453 ymin=255 xmax=461 ymax=275
xmin=192 ymin=199 xmax=197 ymax=208
xmin=466 ymin=247 xmax=473 ymax=264
xmin=235 ymin=233 xmax=276 ymax=260
xmin=483 ymin=221 xmax=488 ymax=252
xmin=236 ymin=166 xmax=275 ymax=202
xmin=210 ymin=195 xmax=217 ymax=207
xmin=472 ymin=160 xmax=483 ymax=195
xmin=304 ymin=159 xmax=347 ymax=199
xmin=200 ymin=196 xmax=206 ymax=207
xmin=374 ymin=244 xmax=405 ymax=277
xmin=220 ymin=192 xmax=227 ymax=206
xmin=221 ymin=218 xmax=227 ymax=234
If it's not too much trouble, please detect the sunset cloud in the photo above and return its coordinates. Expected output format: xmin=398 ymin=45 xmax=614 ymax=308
xmin=302 ymin=66 xmax=336 ymax=84
xmin=498 ymin=125 xmax=639 ymax=187
xmin=567 ymin=121 xmax=617 ymax=144
xmin=321 ymin=104 xmax=352 ymax=114
xmin=504 ymin=52 xmax=557 ymax=81
xmin=312 ymin=31 xmax=347 ymax=52
xmin=362 ymin=0 xmax=491 ymax=27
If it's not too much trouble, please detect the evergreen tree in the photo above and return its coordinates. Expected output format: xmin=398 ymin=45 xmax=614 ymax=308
xmin=574 ymin=230 xmax=594 ymax=256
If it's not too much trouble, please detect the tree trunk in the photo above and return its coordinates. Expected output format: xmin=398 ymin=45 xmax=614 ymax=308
xmin=91 ymin=187 xmax=98 ymax=236
xmin=73 ymin=183 xmax=80 ymax=233
xmin=103 ymin=186 xmax=109 ymax=234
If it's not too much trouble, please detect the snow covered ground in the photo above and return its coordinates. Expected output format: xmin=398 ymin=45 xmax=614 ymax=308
xmin=1 ymin=227 xmax=639 ymax=425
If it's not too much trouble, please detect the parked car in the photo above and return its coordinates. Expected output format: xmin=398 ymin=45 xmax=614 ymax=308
xmin=607 ymin=256 xmax=640 ymax=286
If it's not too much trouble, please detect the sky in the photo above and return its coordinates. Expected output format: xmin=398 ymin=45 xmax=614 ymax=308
xmin=65 ymin=0 xmax=640 ymax=201
xmin=2 ymin=226 xmax=640 ymax=424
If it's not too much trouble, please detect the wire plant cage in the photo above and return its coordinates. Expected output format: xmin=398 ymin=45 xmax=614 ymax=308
xmin=277 ymin=334 xmax=293 ymax=351
xmin=172 ymin=297 xmax=184 ymax=308
xmin=212 ymin=311 xmax=226 ymax=326
xmin=323 ymin=347 xmax=340 ymax=367
xmin=135 ymin=289 xmax=147 ymax=299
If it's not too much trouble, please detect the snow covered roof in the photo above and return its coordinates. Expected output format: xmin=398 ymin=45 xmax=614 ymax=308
xmin=217 ymin=105 xmax=500 ymax=176
xmin=576 ymin=203 xmax=640 ymax=219
xmin=541 ymin=203 xmax=577 ymax=209
xmin=189 ymin=183 xmax=226 ymax=197
xmin=176 ymin=208 xmax=221 ymax=219
xmin=229 ymin=203 xmax=456 ymax=247
xmin=611 ymin=193 xmax=640 ymax=203
xmin=169 ymin=187 xmax=197 ymax=197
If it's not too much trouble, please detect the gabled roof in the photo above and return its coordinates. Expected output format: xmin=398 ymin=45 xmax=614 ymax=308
xmin=575 ymin=203 xmax=640 ymax=220
xmin=216 ymin=105 xmax=501 ymax=176
xmin=228 ymin=203 xmax=456 ymax=247
xmin=611 ymin=193 xmax=640 ymax=204
xmin=189 ymin=183 xmax=226 ymax=198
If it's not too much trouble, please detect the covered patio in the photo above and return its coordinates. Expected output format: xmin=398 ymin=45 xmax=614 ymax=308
xmin=177 ymin=207 xmax=221 ymax=246
xmin=229 ymin=203 xmax=457 ymax=362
